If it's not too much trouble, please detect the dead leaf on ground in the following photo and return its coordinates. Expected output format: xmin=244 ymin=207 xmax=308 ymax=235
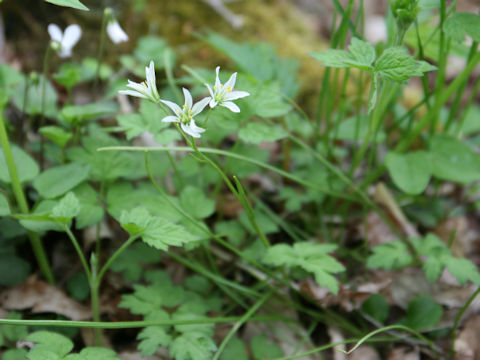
xmin=0 ymin=275 xmax=91 ymax=320
xmin=434 ymin=216 xmax=480 ymax=259
xmin=349 ymin=345 xmax=380 ymax=360
xmin=362 ymin=211 xmax=397 ymax=247
xmin=454 ymin=313 xmax=480 ymax=360
xmin=387 ymin=346 xmax=420 ymax=360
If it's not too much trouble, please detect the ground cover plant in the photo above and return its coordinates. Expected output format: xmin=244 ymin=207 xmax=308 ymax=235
xmin=1 ymin=0 xmax=480 ymax=358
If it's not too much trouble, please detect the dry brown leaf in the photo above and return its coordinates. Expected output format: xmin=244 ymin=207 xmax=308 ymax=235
xmin=363 ymin=211 xmax=397 ymax=247
xmin=454 ymin=314 xmax=480 ymax=360
xmin=349 ymin=345 xmax=380 ymax=360
xmin=434 ymin=217 xmax=480 ymax=258
xmin=0 ymin=276 xmax=91 ymax=320
xmin=387 ymin=346 xmax=420 ymax=360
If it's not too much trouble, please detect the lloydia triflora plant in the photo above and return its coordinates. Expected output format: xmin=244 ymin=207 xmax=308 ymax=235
xmin=3 ymin=0 xmax=480 ymax=358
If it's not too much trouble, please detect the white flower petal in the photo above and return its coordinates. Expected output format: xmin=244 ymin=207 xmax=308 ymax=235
xmin=224 ymin=72 xmax=237 ymax=90
xmin=191 ymin=97 xmax=210 ymax=116
xmin=145 ymin=61 xmax=159 ymax=100
xmin=161 ymin=116 xmax=179 ymax=123
xmin=205 ymin=83 xmax=215 ymax=98
xmin=106 ymin=20 xmax=129 ymax=44
xmin=58 ymin=48 xmax=72 ymax=58
xmin=48 ymin=24 xmax=63 ymax=42
xmin=214 ymin=66 xmax=221 ymax=90
xmin=161 ymin=100 xmax=182 ymax=114
xmin=118 ymin=89 xmax=148 ymax=99
xmin=221 ymin=101 xmax=240 ymax=113
xmin=181 ymin=122 xmax=201 ymax=138
xmin=126 ymin=81 xmax=147 ymax=94
xmin=209 ymin=99 xmax=217 ymax=108
xmin=183 ymin=88 xmax=193 ymax=109
xmin=188 ymin=119 xmax=206 ymax=133
xmin=62 ymin=24 xmax=82 ymax=51
xmin=224 ymin=90 xmax=250 ymax=101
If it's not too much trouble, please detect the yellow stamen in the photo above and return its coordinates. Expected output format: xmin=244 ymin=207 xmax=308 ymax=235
xmin=189 ymin=116 xmax=193 ymax=120
xmin=227 ymin=86 xmax=232 ymax=92
xmin=176 ymin=110 xmax=180 ymax=114
xmin=213 ymin=85 xmax=217 ymax=90
xmin=189 ymin=110 xmax=193 ymax=114
xmin=183 ymin=105 xmax=187 ymax=109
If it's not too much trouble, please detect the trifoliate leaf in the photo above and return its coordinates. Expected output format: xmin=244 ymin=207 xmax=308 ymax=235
xmin=26 ymin=331 xmax=74 ymax=357
xmin=117 ymin=114 xmax=148 ymax=140
xmin=110 ymin=242 xmax=162 ymax=282
xmin=374 ymin=47 xmax=436 ymax=82
xmin=263 ymin=242 xmax=344 ymax=294
xmin=169 ymin=332 xmax=217 ymax=360
xmin=385 ymin=151 xmax=432 ymax=195
xmin=180 ymin=186 xmax=215 ymax=220
xmin=173 ymin=312 xmax=214 ymax=336
xmin=137 ymin=326 xmax=172 ymax=356
xmin=120 ymin=285 xmax=183 ymax=315
xmin=51 ymin=192 xmax=80 ymax=224
xmin=444 ymin=12 xmax=480 ymax=42
xmin=0 ymin=146 xmax=39 ymax=184
xmin=366 ymin=240 xmax=412 ymax=270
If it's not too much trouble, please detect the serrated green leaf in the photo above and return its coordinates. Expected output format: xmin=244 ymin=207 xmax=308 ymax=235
xmin=214 ymin=221 xmax=246 ymax=246
xmin=39 ymin=126 xmax=72 ymax=148
xmin=71 ymin=183 xmax=104 ymax=229
xmin=367 ymin=240 xmax=412 ymax=270
xmin=310 ymin=49 xmax=354 ymax=68
xmin=361 ymin=294 xmax=389 ymax=323
xmin=445 ymin=257 xmax=480 ymax=285
xmin=0 ymin=146 xmax=39 ymax=184
xmin=2 ymin=312 xmax=28 ymax=342
xmin=375 ymin=47 xmax=436 ymax=82
xmin=239 ymin=123 xmax=287 ymax=144
xmin=348 ymin=37 xmax=376 ymax=67
xmin=52 ymin=63 xmax=83 ymax=89
xmin=221 ymin=337 xmax=248 ymax=360
xmin=19 ymin=200 xmax=63 ymax=232
xmin=250 ymin=87 xmax=291 ymax=118
xmin=404 ymin=296 xmax=443 ymax=330
xmin=120 ymin=284 xmax=183 ymax=315
xmin=120 ymin=206 xmax=150 ymax=235
xmin=65 ymin=347 xmax=119 ymax=360
xmin=33 ymin=163 xmax=90 ymax=199
xmin=385 ymin=151 xmax=432 ymax=195
xmin=137 ymin=326 xmax=172 ymax=356
xmin=110 ymin=242 xmax=161 ymax=282
xmin=429 ymin=134 xmax=480 ymax=184
xmin=26 ymin=331 xmax=73 ymax=357
xmin=173 ymin=312 xmax=214 ymax=336
xmin=180 ymin=186 xmax=215 ymax=220
xmin=117 ymin=114 xmax=147 ymax=140
xmin=44 ymin=0 xmax=88 ymax=10
xmin=51 ymin=192 xmax=80 ymax=223
xmin=444 ymin=12 xmax=480 ymax=42
xmin=169 ymin=332 xmax=217 ymax=360
xmin=263 ymin=242 xmax=344 ymax=294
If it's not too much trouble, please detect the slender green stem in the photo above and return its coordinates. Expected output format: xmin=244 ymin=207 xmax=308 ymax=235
xmin=40 ymin=44 xmax=53 ymax=169
xmin=213 ymin=289 xmax=274 ymax=360
xmin=0 ymin=113 xmax=54 ymax=284
xmin=90 ymin=253 xmax=102 ymax=346
xmin=64 ymin=225 xmax=92 ymax=284
xmin=164 ymin=49 xmax=182 ymax=103
xmin=0 ymin=315 xmax=286 ymax=329
xmin=96 ymin=235 xmax=140 ymax=287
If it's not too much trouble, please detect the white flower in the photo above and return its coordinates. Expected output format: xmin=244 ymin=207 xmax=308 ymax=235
xmin=161 ymin=88 xmax=210 ymax=138
xmin=48 ymin=24 xmax=82 ymax=58
xmin=119 ymin=61 xmax=160 ymax=102
xmin=205 ymin=66 xmax=250 ymax=113
xmin=106 ymin=19 xmax=129 ymax=44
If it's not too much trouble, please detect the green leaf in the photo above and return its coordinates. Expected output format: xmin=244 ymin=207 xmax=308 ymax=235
xmin=61 ymin=101 xmax=118 ymax=125
xmin=137 ymin=326 xmax=172 ymax=356
xmin=26 ymin=331 xmax=73 ymax=357
xmin=52 ymin=63 xmax=83 ymax=89
xmin=110 ymin=242 xmax=162 ymax=282
xmin=221 ymin=337 xmax=248 ymax=360
xmin=39 ymin=126 xmax=72 ymax=148
xmin=33 ymin=163 xmax=90 ymax=199
xmin=348 ymin=38 xmax=376 ymax=67
xmin=374 ymin=47 xmax=436 ymax=82
xmin=3 ymin=349 xmax=28 ymax=360
xmin=214 ymin=221 xmax=246 ymax=246
xmin=429 ymin=134 xmax=480 ymax=184
xmin=71 ymin=183 xmax=104 ymax=229
xmin=135 ymin=36 xmax=173 ymax=68
xmin=117 ymin=114 xmax=147 ymax=140
xmin=404 ymin=296 xmax=443 ymax=330
xmin=169 ymin=332 xmax=217 ymax=360
xmin=0 ymin=146 xmax=39 ymax=184
xmin=65 ymin=347 xmax=119 ymax=360
xmin=444 ymin=12 xmax=480 ymax=43
xmin=361 ymin=294 xmax=390 ymax=323
xmin=12 ymin=75 xmax=58 ymax=117
xmin=2 ymin=312 xmax=28 ymax=342
xmin=239 ymin=123 xmax=287 ymax=144
xmin=263 ymin=242 xmax=344 ymax=294
xmin=385 ymin=151 xmax=431 ymax=195
xmin=445 ymin=257 xmax=480 ymax=285
xmin=310 ymin=38 xmax=376 ymax=70
xmin=251 ymin=334 xmax=283 ymax=360
xmin=120 ymin=284 xmax=183 ymax=315
xmin=250 ymin=86 xmax=292 ymax=118
xmin=0 ymin=193 xmax=10 ymax=216
xmin=19 ymin=200 xmax=63 ymax=232
xmin=310 ymin=49 xmax=354 ymax=68
xmin=180 ymin=186 xmax=215 ymax=220
xmin=0 ymin=255 xmax=30 ymax=286
xmin=50 ymin=192 xmax=80 ymax=223
xmin=67 ymin=272 xmax=90 ymax=301
xmin=44 ymin=0 xmax=88 ymax=10
xmin=120 ymin=207 xmax=197 ymax=250
xmin=366 ymin=240 xmax=412 ymax=270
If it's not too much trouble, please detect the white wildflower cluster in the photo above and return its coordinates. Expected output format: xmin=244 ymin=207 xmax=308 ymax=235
xmin=119 ymin=63 xmax=250 ymax=138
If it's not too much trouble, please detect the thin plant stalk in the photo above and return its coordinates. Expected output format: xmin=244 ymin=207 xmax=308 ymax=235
xmin=94 ymin=8 xmax=109 ymax=92
xmin=0 ymin=113 xmax=54 ymax=284
xmin=40 ymin=44 xmax=53 ymax=169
